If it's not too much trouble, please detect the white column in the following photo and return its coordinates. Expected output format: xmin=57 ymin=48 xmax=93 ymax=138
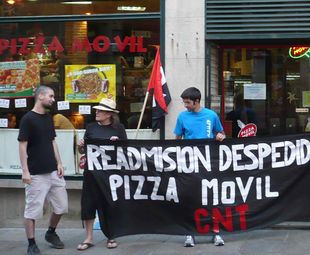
xmin=164 ymin=0 xmax=206 ymax=139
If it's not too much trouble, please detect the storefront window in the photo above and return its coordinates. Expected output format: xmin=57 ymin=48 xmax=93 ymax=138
xmin=222 ymin=47 xmax=310 ymax=137
xmin=0 ymin=18 xmax=159 ymax=129
xmin=0 ymin=0 xmax=159 ymax=16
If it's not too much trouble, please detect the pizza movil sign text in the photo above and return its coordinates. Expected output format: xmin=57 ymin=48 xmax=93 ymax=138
xmin=0 ymin=35 xmax=147 ymax=55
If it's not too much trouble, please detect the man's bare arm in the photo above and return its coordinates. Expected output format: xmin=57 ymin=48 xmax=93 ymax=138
xmin=52 ymin=140 xmax=64 ymax=177
xmin=19 ymin=141 xmax=31 ymax=184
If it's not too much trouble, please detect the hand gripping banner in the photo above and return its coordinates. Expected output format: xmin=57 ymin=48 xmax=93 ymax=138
xmin=84 ymin=134 xmax=310 ymax=238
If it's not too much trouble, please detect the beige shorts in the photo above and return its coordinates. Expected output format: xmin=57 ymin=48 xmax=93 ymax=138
xmin=24 ymin=171 xmax=68 ymax=220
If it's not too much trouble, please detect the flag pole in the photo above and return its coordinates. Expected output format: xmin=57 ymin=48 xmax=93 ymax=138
xmin=135 ymin=45 xmax=160 ymax=139
xmin=135 ymin=91 xmax=149 ymax=139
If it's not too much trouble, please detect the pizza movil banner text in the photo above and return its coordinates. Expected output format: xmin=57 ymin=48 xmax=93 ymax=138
xmin=84 ymin=134 xmax=310 ymax=238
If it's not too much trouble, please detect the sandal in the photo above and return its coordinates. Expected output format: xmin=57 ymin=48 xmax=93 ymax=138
xmin=107 ymin=239 xmax=118 ymax=249
xmin=77 ymin=242 xmax=94 ymax=251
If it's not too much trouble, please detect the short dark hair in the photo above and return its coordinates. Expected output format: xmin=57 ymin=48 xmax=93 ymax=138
xmin=180 ymin=87 xmax=201 ymax=102
xmin=34 ymin=86 xmax=53 ymax=101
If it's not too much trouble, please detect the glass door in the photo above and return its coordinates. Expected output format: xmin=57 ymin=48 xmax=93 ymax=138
xmin=221 ymin=46 xmax=310 ymax=137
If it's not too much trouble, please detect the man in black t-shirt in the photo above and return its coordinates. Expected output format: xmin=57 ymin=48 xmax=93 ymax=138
xmin=18 ymin=86 xmax=68 ymax=255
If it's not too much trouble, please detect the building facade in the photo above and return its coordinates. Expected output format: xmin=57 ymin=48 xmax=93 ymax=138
xmin=204 ymin=0 xmax=310 ymax=137
xmin=0 ymin=0 xmax=309 ymax=226
xmin=0 ymin=0 xmax=164 ymax=226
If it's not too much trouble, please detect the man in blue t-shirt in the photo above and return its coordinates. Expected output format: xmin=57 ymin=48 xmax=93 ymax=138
xmin=174 ymin=87 xmax=226 ymax=248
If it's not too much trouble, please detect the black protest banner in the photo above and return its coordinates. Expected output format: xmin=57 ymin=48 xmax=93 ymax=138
xmin=84 ymin=133 xmax=310 ymax=238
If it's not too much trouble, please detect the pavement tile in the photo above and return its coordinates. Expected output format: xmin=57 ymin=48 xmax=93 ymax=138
xmin=1 ymin=228 xmax=310 ymax=255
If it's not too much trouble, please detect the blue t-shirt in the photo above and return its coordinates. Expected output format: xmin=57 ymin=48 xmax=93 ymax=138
xmin=174 ymin=108 xmax=223 ymax=139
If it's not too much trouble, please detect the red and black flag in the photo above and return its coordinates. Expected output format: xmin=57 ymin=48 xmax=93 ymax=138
xmin=147 ymin=47 xmax=171 ymax=131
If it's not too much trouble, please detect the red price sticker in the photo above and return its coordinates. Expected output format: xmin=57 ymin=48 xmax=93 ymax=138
xmin=238 ymin=123 xmax=257 ymax=138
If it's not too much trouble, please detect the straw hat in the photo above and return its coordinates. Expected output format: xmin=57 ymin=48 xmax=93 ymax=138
xmin=93 ymin=98 xmax=119 ymax=113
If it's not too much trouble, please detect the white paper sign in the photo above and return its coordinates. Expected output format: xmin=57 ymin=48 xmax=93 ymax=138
xmin=130 ymin=102 xmax=143 ymax=112
xmin=0 ymin=129 xmax=76 ymax=175
xmin=55 ymin=130 xmax=76 ymax=175
xmin=244 ymin=83 xmax=266 ymax=100
xmin=57 ymin=101 xmax=70 ymax=110
xmin=0 ymin=99 xmax=10 ymax=108
xmin=15 ymin=98 xmax=27 ymax=108
xmin=0 ymin=118 xmax=8 ymax=127
xmin=79 ymin=105 xmax=91 ymax=115
xmin=296 ymin=108 xmax=309 ymax=113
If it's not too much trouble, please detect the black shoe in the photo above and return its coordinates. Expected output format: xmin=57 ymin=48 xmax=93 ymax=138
xmin=27 ymin=244 xmax=41 ymax=255
xmin=45 ymin=231 xmax=64 ymax=249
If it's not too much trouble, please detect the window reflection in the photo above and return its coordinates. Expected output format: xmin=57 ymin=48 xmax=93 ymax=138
xmin=223 ymin=47 xmax=310 ymax=136
xmin=0 ymin=0 xmax=159 ymax=17
xmin=0 ymin=19 xmax=159 ymax=129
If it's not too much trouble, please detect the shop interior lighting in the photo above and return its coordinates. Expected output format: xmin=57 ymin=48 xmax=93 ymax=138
xmin=61 ymin=1 xmax=92 ymax=4
xmin=117 ymin=6 xmax=146 ymax=11
xmin=234 ymin=79 xmax=252 ymax=84
xmin=286 ymin=73 xmax=300 ymax=81
xmin=7 ymin=0 xmax=15 ymax=4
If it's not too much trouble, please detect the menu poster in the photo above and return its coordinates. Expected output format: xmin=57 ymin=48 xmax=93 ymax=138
xmin=302 ymin=91 xmax=310 ymax=107
xmin=0 ymin=59 xmax=40 ymax=97
xmin=244 ymin=83 xmax=266 ymax=100
xmin=65 ymin=64 xmax=116 ymax=103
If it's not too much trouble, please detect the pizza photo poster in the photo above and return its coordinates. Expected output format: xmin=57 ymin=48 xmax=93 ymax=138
xmin=0 ymin=59 xmax=40 ymax=97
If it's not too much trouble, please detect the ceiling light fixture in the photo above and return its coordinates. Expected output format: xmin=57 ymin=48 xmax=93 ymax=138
xmin=61 ymin=1 xmax=92 ymax=4
xmin=117 ymin=6 xmax=146 ymax=11
xmin=7 ymin=0 xmax=15 ymax=4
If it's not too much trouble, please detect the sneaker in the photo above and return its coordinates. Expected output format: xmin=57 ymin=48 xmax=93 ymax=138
xmin=184 ymin=235 xmax=195 ymax=247
xmin=45 ymin=231 xmax=64 ymax=249
xmin=27 ymin=244 xmax=41 ymax=255
xmin=212 ymin=234 xmax=224 ymax=246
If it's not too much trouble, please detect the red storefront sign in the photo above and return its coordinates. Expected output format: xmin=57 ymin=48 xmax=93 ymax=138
xmin=288 ymin=47 xmax=310 ymax=59
xmin=0 ymin=35 xmax=147 ymax=55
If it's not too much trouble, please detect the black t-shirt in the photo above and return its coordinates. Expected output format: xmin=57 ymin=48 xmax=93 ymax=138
xmin=84 ymin=122 xmax=127 ymax=140
xmin=18 ymin=111 xmax=57 ymax=175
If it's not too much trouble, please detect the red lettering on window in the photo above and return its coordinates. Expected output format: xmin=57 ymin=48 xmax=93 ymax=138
xmin=93 ymin=36 xmax=110 ymax=53
xmin=136 ymin=37 xmax=147 ymax=53
xmin=34 ymin=36 xmax=46 ymax=54
xmin=71 ymin=38 xmax=92 ymax=53
xmin=48 ymin=36 xmax=64 ymax=52
xmin=114 ymin=36 xmax=130 ymax=53
xmin=18 ymin=38 xmax=30 ymax=54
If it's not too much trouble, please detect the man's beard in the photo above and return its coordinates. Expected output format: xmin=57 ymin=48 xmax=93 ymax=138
xmin=43 ymin=103 xmax=53 ymax=110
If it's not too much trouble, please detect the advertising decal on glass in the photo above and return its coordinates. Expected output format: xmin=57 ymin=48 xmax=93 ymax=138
xmin=65 ymin=64 xmax=116 ymax=103
xmin=0 ymin=60 xmax=39 ymax=97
